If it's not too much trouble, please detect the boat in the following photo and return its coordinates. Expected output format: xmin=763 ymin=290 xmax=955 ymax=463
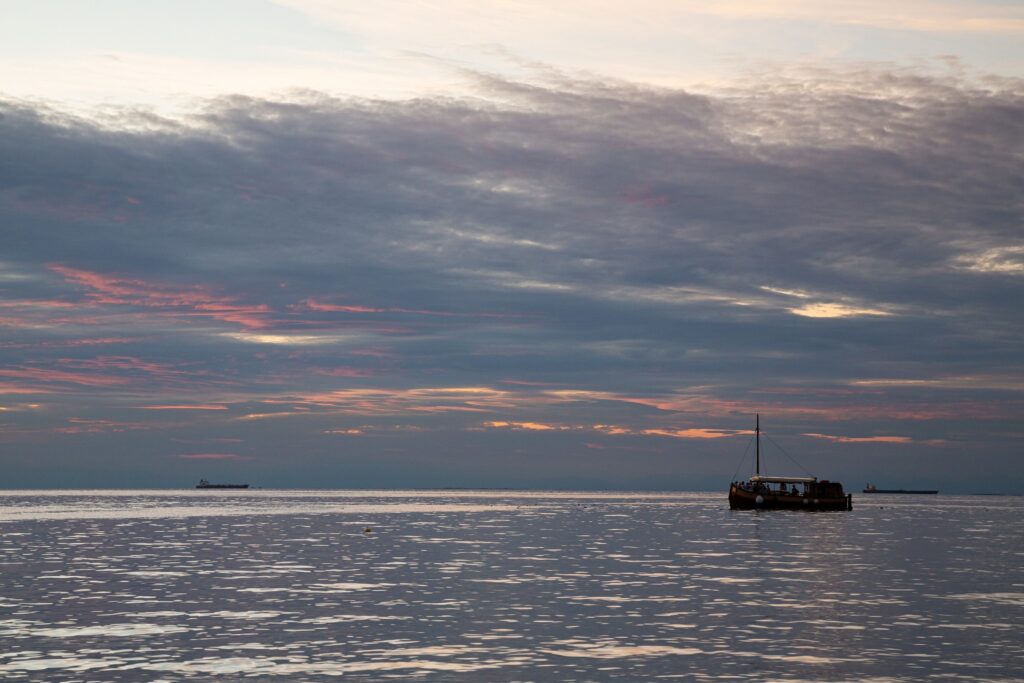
xmin=728 ymin=415 xmax=852 ymax=511
xmin=196 ymin=479 xmax=249 ymax=489
xmin=863 ymin=484 xmax=937 ymax=494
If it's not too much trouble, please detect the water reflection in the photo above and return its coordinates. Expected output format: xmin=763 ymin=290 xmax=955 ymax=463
xmin=0 ymin=491 xmax=1020 ymax=680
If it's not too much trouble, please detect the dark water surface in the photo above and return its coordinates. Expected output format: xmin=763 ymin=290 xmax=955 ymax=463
xmin=0 ymin=490 xmax=1020 ymax=681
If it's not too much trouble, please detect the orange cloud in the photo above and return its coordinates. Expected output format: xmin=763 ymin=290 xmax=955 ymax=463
xmin=256 ymin=386 xmax=520 ymax=416
xmin=592 ymin=424 xmax=633 ymax=435
xmin=480 ymin=421 xmax=739 ymax=438
xmin=802 ymin=432 xmax=913 ymax=443
xmin=177 ymin=452 xmax=251 ymax=460
xmin=642 ymin=428 xmax=749 ymax=439
xmin=483 ymin=420 xmax=560 ymax=430
xmin=0 ymin=382 xmax=54 ymax=395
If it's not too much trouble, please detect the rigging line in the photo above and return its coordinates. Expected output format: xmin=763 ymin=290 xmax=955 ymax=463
xmin=764 ymin=433 xmax=814 ymax=477
xmin=731 ymin=434 xmax=756 ymax=481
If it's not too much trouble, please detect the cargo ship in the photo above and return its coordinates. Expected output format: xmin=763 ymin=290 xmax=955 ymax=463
xmin=863 ymin=484 xmax=937 ymax=494
xmin=196 ymin=479 xmax=249 ymax=489
xmin=728 ymin=415 xmax=852 ymax=511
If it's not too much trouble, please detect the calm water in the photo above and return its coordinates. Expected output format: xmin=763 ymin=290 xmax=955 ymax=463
xmin=0 ymin=490 xmax=1021 ymax=681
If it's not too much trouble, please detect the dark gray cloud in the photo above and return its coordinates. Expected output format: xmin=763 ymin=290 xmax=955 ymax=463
xmin=0 ymin=66 xmax=1021 ymax=491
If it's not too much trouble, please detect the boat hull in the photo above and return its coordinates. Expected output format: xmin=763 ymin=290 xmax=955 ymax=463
xmin=729 ymin=484 xmax=851 ymax=511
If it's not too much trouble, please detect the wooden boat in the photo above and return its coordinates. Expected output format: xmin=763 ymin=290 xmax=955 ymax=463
xmin=728 ymin=415 xmax=852 ymax=511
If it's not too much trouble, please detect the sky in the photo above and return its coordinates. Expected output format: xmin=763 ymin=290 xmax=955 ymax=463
xmin=1 ymin=1 xmax=1022 ymax=491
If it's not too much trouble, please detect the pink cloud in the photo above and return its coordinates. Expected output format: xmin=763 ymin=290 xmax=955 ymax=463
xmin=0 ymin=367 xmax=131 ymax=387
xmin=54 ymin=418 xmax=151 ymax=434
xmin=299 ymin=297 xmax=514 ymax=319
xmin=314 ymin=367 xmax=379 ymax=378
xmin=478 ymin=421 xmax=747 ymax=439
xmin=61 ymin=337 xmax=140 ymax=347
xmin=57 ymin=356 xmax=176 ymax=374
xmin=0 ymin=299 xmax=79 ymax=309
xmin=303 ymin=299 xmax=386 ymax=313
xmin=177 ymin=453 xmax=251 ymax=460
xmin=48 ymin=264 xmax=275 ymax=330
xmin=137 ymin=404 xmax=229 ymax=410
xmin=50 ymin=264 xmax=221 ymax=307
xmin=191 ymin=302 xmax=274 ymax=329
xmin=0 ymin=355 xmax=224 ymax=394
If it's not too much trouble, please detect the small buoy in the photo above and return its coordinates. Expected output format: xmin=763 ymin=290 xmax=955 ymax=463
xmin=754 ymin=495 xmax=764 ymax=505
xmin=363 ymin=527 xmax=373 ymax=534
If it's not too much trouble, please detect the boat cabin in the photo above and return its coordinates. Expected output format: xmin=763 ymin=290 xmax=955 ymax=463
xmin=730 ymin=475 xmax=851 ymax=511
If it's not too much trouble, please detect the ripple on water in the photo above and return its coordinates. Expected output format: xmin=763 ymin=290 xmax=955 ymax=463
xmin=0 ymin=490 xmax=1021 ymax=681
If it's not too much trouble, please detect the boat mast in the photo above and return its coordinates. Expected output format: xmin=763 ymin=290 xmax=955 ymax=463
xmin=755 ymin=413 xmax=760 ymax=476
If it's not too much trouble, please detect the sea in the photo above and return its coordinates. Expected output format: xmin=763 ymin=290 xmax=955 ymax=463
xmin=0 ymin=490 xmax=1021 ymax=681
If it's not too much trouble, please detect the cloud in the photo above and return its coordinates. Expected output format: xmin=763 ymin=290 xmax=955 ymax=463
xmin=0 ymin=65 xmax=1021 ymax=489
xmin=219 ymin=333 xmax=354 ymax=346
xmin=477 ymin=421 xmax=752 ymax=439
xmin=137 ymin=404 xmax=229 ymax=411
xmin=177 ymin=453 xmax=251 ymax=460
xmin=802 ymin=432 xmax=913 ymax=444
xmin=642 ymin=428 xmax=750 ymax=439
xmin=0 ymin=367 xmax=132 ymax=388
xmin=787 ymin=303 xmax=892 ymax=319
xmin=483 ymin=420 xmax=561 ymax=431
xmin=696 ymin=0 xmax=1024 ymax=33
xmin=49 ymin=264 xmax=275 ymax=330
xmin=54 ymin=418 xmax=151 ymax=434
xmin=955 ymin=246 xmax=1024 ymax=275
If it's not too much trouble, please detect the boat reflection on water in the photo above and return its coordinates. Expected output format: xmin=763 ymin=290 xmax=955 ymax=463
xmin=728 ymin=415 xmax=852 ymax=511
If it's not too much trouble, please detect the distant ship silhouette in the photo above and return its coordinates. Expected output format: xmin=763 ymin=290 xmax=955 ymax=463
xmin=196 ymin=479 xmax=248 ymax=489
xmin=863 ymin=484 xmax=937 ymax=494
